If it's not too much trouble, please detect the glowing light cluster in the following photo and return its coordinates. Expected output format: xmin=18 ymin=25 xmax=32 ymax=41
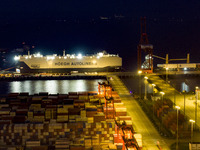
xmin=70 ymin=55 xmax=75 ymax=59
xmin=138 ymin=70 xmax=142 ymax=74
xmin=34 ymin=53 xmax=43 ymax=58
xmin=47 ymin=56 xmax=55 ymax=60
xmin=189 ymin=119 xmax=195 ymax=123
xmin=160 ymin=91 xmax=165 ymax=95
xmin=77 ymin=53 xmax=82 ymax=59
xmin=14 ymin=56 xmax=20 ymax=61
xmin=97 ymin=52 xmax=104 ymax=59
xmin=175 ymin=106 xmax=180 ymax=110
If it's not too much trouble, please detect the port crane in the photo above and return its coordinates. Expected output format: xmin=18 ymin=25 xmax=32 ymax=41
xmin=0 ymin=67 xmax=15 ymax=73
xmin=98 ymin=82 xmax=141 ymax=150
xmin=137 ymin=17 xmax=153 ymax=73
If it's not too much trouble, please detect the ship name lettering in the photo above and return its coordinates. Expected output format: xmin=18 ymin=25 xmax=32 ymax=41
xmin=55 ymin=62 xmax=70 ymax=66
xmin=71 ymin=62 xmax=94 ymax=65
xmin=55 ymin=62 xmax=97 ymax=66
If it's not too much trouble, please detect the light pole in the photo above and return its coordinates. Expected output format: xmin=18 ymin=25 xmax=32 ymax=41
xmin=172 ymin=83 xmax=176 ymax=108
xmin=189 ymin=119 xmax=195 ymax=144
xmin=160 ymin=91 xmax=165 ymax=132
xmin=138 ymin=70 xmax=142 ymax=100
xmin=195 ymin=86 xmax=198 ymax=129
xmin=166 ymin=67 xmax=169 ymax=83
xmin=175 ymin=105 xmax=180 ymax=150
xmin=152 ymin=84 xmax=156 ymax=119
xmin=152 ymin=84 xmax=156 ymax=97
xmin=144 ymin=76 xmax=148 ymax=100
xmin=183 ymin=90 xmax=186 ymax=119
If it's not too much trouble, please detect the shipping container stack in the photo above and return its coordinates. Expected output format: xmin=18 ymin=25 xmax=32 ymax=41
xmin=153 ymin=98 xmax=185 ymax=136
xmin=0 ymin=91 xmax=117 ymax=149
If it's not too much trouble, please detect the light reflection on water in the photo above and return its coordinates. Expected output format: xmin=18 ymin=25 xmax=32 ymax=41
xmin=122 ymin=77 xmax=200 ymax=94
xmin=0 ymin=79 xmax=105 ymax=95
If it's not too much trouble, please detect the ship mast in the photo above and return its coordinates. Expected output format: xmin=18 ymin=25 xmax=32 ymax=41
xmin=28 ymin=50 xmax=30 ymax=57
xmin=63 ymin=49 xmax=66 ymax=56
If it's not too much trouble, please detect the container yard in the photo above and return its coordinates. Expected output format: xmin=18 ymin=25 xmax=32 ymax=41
xmin=0 ymin=82 xmax=142 ymax=150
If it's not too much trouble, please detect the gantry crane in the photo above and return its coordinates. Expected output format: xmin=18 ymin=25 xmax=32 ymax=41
xmin=137 ymin=17 xmax=153 ymax=73
xmin=98 ymin=82 xmax=114 ymax=119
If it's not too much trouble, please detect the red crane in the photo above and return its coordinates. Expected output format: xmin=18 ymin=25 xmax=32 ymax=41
xmin=137 ymin=17 xmax=153 ymax=73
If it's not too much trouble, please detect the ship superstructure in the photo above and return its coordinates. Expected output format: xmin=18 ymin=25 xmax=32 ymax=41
xmin=14 ymin=51 xmax=122 ymax=73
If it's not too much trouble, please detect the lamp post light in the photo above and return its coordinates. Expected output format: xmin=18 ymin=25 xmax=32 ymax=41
xmin=152 ymin=84 xmax=156 ymax=119
xmin=166 ymin=67 xmax=169 ymax=83
xmin=171 ymin=83 xmax=177 ymax=108
xmin=175 ymin=106 xmax=180 ymax=150
xmin=138 ymin=70 xmax=142 ymax=100
xmin=189 ymin=119 xmax=195 ymax=144
xmin=195 ymin=86 xmax=199 ymax=129
xmin=160 ymin=91 xmax=165 ymax=132
xmin=144 ymin=76 xmax=148 ymax=100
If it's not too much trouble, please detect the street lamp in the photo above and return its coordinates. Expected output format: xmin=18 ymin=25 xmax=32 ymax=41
xmin=189 ymin=119 xmax=195 ymax=144
xmin=195 ymin=86 xmax=198 ymax=129
xmin=183 ymin=82 xmax=187 ymax=119
xmin=160 ymin=91 xmax=165 ymax=132
xmin=138 ymin=70 xmax=142 ymax=100
xmin=144 ymin=76 xmax=148 ymax=100
xmin=151 ymin=84 xmax=156 ymax=98
xmin=166 ymin=67 xmax=169 ymax=83
xmin=152 ymin=84 xmax=156 ymax=119
xmin=175 ymin=105 xmax=180 ymax=150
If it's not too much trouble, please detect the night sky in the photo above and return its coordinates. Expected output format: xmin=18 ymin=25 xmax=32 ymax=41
xmin=0 ymin=0 xmax=200 ymax=71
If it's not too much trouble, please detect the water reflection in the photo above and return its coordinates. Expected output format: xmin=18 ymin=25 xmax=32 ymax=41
xmin=121 ymin=77 xmax=200 ymax=94
xmin=5 ymin=79 xmax=105 ymax=95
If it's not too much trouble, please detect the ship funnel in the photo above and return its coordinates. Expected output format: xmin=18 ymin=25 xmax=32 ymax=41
xmin=63 ymin=49 xmax=65 ymax=56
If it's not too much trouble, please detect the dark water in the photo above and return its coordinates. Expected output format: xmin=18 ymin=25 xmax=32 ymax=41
xmin=121 ymin=76 xmax=200 ymax=94
xmin=0 ymin=79 xmax=105 ymax=96
xmin=0 ymin=76 xmax=199 ymax=96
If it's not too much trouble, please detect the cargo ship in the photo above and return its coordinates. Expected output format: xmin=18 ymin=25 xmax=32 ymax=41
xmin=14 ymin=51 xmax=122 ymax=73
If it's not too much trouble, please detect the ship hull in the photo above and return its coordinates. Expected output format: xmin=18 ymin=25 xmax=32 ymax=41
xmin=16 ymin=52 xmax=122 ymax=74
xmin=19 ymin=62 xmax=121 ymax=73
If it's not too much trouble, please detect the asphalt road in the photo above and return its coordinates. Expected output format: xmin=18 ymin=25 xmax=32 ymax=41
xmin=108 ymin=75 xmax=171 ymax=150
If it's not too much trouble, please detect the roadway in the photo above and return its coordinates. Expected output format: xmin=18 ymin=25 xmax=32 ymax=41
xmin=107 ymin=75 xmax=171 ymax=150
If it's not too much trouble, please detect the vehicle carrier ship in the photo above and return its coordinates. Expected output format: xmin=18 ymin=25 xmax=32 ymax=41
xmin=14 ymin=51 xmax=122 ymax=73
